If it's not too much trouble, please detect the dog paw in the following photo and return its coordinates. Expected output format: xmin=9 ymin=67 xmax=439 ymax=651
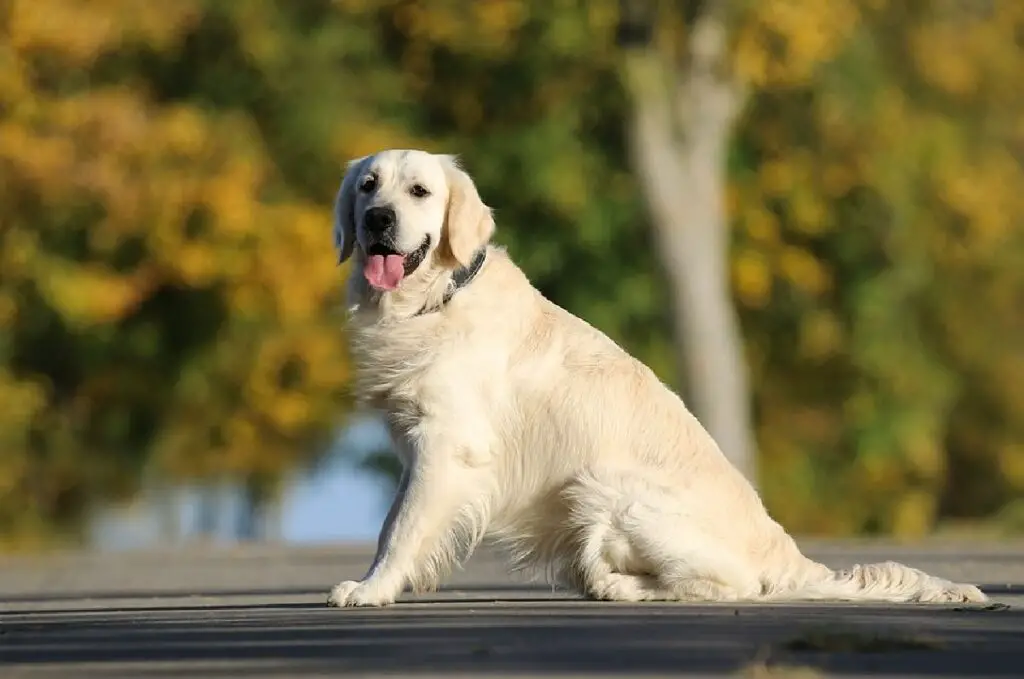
xmin=915 ymin=581 xmax=988 ymax=604
xmin=326 ymin=580 xmax=396 ymax=608
xmin=588 ymin=573 xmax=666 ymax=602
xmin=944 ymin=583 xmax=989 ymax=604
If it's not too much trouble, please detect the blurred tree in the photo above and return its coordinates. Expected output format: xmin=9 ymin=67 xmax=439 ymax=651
xmin=605 ymin=0 xmax=1024 ymax=535
xmin=616 ymin=0 xmax=758 ymax=484
xmin=1 ymin=0 xmax=1021 ymax=548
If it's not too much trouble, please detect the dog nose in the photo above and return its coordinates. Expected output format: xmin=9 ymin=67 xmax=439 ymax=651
xmin=364 ymin=206 xmax=396 ymax=233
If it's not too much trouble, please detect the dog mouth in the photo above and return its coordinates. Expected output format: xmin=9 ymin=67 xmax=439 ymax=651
xmin=363 ymin=236 xmax=431 ymax=291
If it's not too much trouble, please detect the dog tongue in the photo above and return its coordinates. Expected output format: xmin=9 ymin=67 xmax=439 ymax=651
xmin=364 ymin=254 xmax=406 ymax=291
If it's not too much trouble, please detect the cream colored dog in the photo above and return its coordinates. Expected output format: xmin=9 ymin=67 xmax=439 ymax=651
xmin=327 ymin=148 xmax=986 ymax=607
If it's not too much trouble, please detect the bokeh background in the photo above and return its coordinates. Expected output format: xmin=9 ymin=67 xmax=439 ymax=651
xmin=2 ymin=0 xmax=1023 ymax=553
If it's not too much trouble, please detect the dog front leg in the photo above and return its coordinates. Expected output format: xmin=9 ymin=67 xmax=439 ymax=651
xmin=326 ymin=448 xmax=487 ymax=607
xmin=366 ymin=467 xmax=410 ymax=575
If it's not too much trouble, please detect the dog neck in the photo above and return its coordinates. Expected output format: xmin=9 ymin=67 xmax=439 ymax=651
xmin=413 ymin=246 xmax=487 ymax=317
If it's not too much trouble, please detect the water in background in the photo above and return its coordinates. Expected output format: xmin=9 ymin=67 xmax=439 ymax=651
xmin=88 ymin=416 xmax=392 ymax=551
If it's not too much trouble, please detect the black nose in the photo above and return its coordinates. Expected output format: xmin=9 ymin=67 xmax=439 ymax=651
xmin=364 ymin=206 xmax=396 ymax=233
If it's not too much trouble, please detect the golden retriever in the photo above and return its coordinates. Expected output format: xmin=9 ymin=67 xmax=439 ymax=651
xmin=326 ymin=148 xmax=986 ymax=607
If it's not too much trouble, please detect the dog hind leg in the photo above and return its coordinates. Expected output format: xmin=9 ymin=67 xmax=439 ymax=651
xmin=562 ymin=471 xmax=763 ymax=602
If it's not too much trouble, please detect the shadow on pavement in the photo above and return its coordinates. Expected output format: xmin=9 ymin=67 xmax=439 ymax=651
xmin=2 ymin=600 xmax=1022 ymax=677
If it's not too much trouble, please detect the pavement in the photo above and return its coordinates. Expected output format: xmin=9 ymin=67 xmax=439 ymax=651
xmin=1 ymin=540 xmax=1022 ymax=678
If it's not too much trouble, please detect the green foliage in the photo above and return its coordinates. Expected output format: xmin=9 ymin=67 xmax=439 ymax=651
xmin=1 ymin=0 xmax=1021 ymax=547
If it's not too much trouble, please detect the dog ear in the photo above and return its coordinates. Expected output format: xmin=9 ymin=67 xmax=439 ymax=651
xmin=441 ymin=156 xmax=495 ymax=267
xmin=333 ymin=155 xmax=369 ymax=265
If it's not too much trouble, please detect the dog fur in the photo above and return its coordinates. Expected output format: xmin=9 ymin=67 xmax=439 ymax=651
xmin=326 ymin=148 xmax=987 ymax=607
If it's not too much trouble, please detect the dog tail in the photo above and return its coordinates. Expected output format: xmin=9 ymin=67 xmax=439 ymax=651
xmin=769 ymin=558 xmax=987 ymax=604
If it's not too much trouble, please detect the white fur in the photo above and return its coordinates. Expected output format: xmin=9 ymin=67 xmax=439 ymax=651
xmin=326 ymin=149 xmax=987 ymax=607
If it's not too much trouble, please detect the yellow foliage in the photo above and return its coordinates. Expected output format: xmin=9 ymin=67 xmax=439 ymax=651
xmin=8 ymin=0 xmax=199 ymax=65
xmin=742 ymin=206 xmax=780 ymax=245
xmin=733 ymin=250 xmax=773 ymax=309
xmin=998 ymin=444 xmax=1024 ymax=488
xmin=935 ymin=150 xmax=1023 ymax=249
xmin=472 ymin=0 xmax=527 ymax=40
xmin=735 ymin=0 xmax=861 ymax=87
xmin=798 ymin=311 xmax=843 ymax=361
xmin=35 ymin=262 xmax=153 ymax=327
xmin=857 ymin=451 xmax=899 ymax=490
xmin=0 ymin=294 xmax=16 ymax=328
xmin=395 ymin=0 xmax=526 ymax=55
xmin=891 ymin=490 xmax=938 ymax=538
xmin=759 ymin=159 xmax=795 ymax=196
xmin=789 ymin=191 xmax=828 ymax=235
xmin=0 ymin=371 xmax=47 ymax=434
xmin=778 ymin=246 xmax=830 ymax=296
xmin=821 ymin=163 xmax=858 ymax=198
xmin=331 ymin=121 xmax=428 ymax=162
xmin=904 ymin=435 xmax=946 ymax=483
xmin=910 ymin=23 xmax=978 ymax=96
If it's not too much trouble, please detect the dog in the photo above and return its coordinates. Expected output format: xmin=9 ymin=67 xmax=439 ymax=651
xmin=326 ymin=148 xmax=987 ymax=607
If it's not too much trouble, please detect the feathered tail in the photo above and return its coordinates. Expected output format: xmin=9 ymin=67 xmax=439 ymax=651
xmin=773 ymin=559 xmax=987 ymax=603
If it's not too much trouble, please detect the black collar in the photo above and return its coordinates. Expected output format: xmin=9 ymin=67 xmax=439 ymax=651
xmin=415 ymin=247 xmax=487 ymax=316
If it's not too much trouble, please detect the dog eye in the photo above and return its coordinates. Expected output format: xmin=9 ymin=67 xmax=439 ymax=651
xmin=359 ymin=175 xmax=377 ymax=192
xmin=409 ymin=184 xmax=430 ymax=198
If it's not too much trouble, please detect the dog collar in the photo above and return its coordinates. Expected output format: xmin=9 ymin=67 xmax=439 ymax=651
xmin=415 ymin=247 xmax=487 ymax=316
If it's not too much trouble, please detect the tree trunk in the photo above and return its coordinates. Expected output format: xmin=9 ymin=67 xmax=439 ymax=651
xmin=154 ymin=482 xmax=181 ymax=543
xmin=236 ymin=474 xmax=277 ymax=542
xmin=617 ymin=0 xmax=758 ymax=484
xmin=194 ymin=483 xmax=221 ymax=538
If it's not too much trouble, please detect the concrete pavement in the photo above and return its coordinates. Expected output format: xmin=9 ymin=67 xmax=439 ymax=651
xmin=1 ymin=540 xmax=1022 ymax=678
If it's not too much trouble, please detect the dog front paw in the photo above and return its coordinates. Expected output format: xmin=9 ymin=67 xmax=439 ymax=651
xmin=326 ymin=580 xmax=396 ymax=608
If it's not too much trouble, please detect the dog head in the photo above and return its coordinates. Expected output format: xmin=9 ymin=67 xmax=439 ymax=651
xmin=333 ymin=149 xmax=495 ymax=293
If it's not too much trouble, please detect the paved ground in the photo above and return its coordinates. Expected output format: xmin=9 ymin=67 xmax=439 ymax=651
xmin=1 ymin=540 xmax=1022 ymax=678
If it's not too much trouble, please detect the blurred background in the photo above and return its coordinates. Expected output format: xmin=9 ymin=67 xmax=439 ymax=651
xmin=1 ymin=0 xmax=1023 ymax=554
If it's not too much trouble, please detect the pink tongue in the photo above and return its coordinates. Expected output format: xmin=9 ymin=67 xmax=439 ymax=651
xmin=364 ymin=254 xmax=406 ymax=291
